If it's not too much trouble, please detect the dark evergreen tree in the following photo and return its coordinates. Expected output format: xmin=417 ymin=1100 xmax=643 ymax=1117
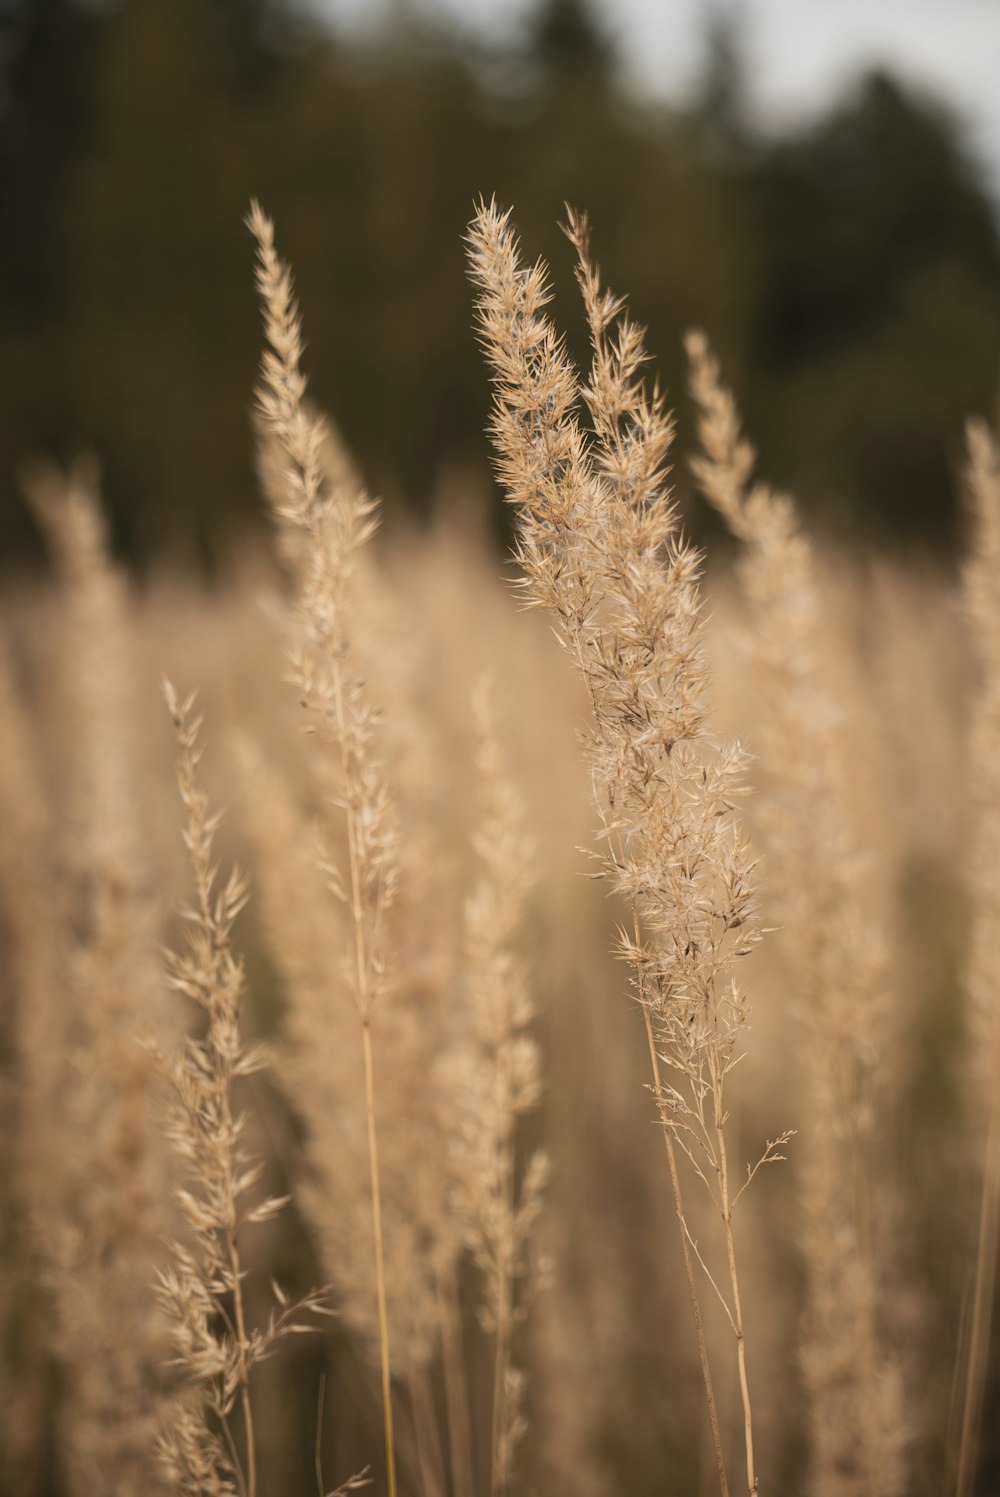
xmin=0 ymin=2 xmax=997 ymax=565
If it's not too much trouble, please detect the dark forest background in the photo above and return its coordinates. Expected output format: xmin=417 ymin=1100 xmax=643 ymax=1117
xmin=3 ymin=0 xmax=1000 ymax=567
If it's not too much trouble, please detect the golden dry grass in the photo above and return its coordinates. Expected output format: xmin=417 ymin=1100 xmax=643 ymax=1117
xmin=0 ymin=199 xmax=996 ymax=1497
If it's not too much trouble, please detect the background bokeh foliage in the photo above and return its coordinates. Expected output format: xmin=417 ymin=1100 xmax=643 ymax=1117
xmin=2 ymin=0 xmax=1000 ymax=566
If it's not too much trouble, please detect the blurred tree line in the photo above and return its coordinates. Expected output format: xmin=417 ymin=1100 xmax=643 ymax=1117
xmin=2 ymin=0 xmax=1000 ymax=567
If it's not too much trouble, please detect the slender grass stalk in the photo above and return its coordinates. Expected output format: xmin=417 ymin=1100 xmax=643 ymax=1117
xmin=639 ymin=942 xmax=730 ymax=1497
xmin=154 ymin=682 xmax=328 ymax=1497
xmin=438 ymin=1271 xmax=474 ymax=1497
xmin=466 ymin=199 xmax=783 ymax=1497
xmin=955 ymin=1111 xmax=1000 ymax=1497
xmin=450 ymin=681 xmax=546 ymax=1495
xmin=955 ymin=417 xmax=1000 ymax=1497
xmin=490 ymin=1186 xmax=513 ymax=1497
xmin=409 ymin=1367 xmax=446 ymax=1497
xmin=248 ymin=200 xmax=399 ymax=1497
xmin=0 ymin=643 xmax=57 ymax=1494
xmin=687 ymin=330 xmax=904 ymax=1497
xmin=20 ymin=458 xmax=171 ymax=1497
xmin=361 ymin=1019 xmax=397 ymax=1497
xmin=715 ymin=1099 xmax=755 ymax=1497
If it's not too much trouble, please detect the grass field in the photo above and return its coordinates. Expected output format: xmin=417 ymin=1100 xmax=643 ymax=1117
xmin=0 ymin=201 xmax=996 ymax=1497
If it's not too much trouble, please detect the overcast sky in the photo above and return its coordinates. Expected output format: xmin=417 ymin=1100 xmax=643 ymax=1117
xmin=305 ymin=0 xmax=1000 ymax=196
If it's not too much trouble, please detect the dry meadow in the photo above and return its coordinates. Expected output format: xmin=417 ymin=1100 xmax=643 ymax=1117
xmin=0 ymin=202 xmax=997 ymax=1497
